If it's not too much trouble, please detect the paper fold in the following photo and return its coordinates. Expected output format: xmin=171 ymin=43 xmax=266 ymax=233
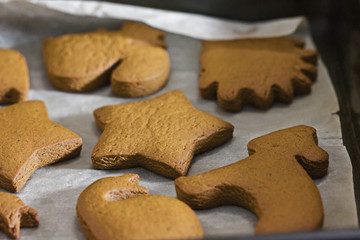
xmin=26 ymin=0 xmax=304 ymax=40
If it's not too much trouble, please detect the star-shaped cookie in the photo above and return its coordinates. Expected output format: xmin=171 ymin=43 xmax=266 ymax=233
xmin=92 ymin=90 xmax=234 ymax=179
xmin=43 ymin=23 xmax=169 ymax=97
xmin=0 ymin=101 xmax=83 ymax=192
xmin=0 ymin=49 xmax=29 ymax=104
xmin=0 ymin=192 xmax=39 ymax=239
xmin=200 ymin=37 xmax=318 ymax=112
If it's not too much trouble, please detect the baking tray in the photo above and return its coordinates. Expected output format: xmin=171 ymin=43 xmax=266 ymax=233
xmin=1 ymin=0 xmax=360 ymax=239
xmin=111 ymin=1 xmax=360 ymax=239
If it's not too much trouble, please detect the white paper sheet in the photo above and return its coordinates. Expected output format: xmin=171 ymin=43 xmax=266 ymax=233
xmin=26 ymin=0 xmax=304 ymax=40
xmin=0 ymin=1 xmax=358 ymax=239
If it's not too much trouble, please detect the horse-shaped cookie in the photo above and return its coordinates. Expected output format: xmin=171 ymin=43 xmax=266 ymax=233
xmin=175 ymin=125 xmax=329 ymax=234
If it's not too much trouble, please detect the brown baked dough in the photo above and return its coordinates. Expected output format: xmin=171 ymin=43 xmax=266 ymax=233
xmin=121 ymin=21 xmax=166 ymax=48
xmin=92 ymin=90 xmax=234 ymax=179
xmin=175 ymin=125 xmax=329 ymax=235
xmin=42 ymin=25 xmax=169 ymax=97
xmin=200 ymin=37 xmax=318 ymax=112
xmin=0 ymin=192 xmax=39 ymax=239
xmin=76 ymin=174 xmax=203 ymax=240
xmin=0 ymin=101 xmax=83 ymax=192
xmin=202 ymin=37 xmax=317 ymax=64
xmin=0 ymin=49 xmax=29 ymax=104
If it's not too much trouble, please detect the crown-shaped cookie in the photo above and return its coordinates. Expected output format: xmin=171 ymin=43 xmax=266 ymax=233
xmin=200 ymin=37 xmax=317 ymax=112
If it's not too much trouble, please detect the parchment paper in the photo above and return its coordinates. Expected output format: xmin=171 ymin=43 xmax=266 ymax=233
xmin=0 ymin=1 xmax=358 ymax=239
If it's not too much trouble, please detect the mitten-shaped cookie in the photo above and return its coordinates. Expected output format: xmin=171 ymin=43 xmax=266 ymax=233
xmin=120 ymin=21 xmax=166 ymax=48
xmin=43 ymin=24 xmax=169 ymax=97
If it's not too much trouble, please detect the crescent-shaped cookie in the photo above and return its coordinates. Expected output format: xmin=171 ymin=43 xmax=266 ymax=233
xmin=77 ymin=174 xmax=203 ymax=240
xmin=175 ymin=125 xmax=328 ymax=234
xmin=0 ymin=192 xmax=39 ymax=239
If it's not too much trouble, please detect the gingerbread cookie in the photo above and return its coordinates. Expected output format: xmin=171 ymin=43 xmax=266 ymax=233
xmin=200 ymin=37 xmax=318 ymax=112
xmin=120 ymin=21 xmax=166 ymax=48
xmin=0 ymin=192 xmax=39 ymax=239
xmin=175 ymin=125 xmax=329 ymax=234
xmin=77 ymin=174 xmax=203 ymax=240
xmin=0 ymin=101 xmax=82 ymax=192
xmin=92 ymin=90 xmax=234 ymax=179
xmin=43 ymin=25 xmax=169 ymax=97
xmin=203 ymin=37 xmax=317 ymax=64
xmin=0 ymin=48 xmax=29 ymax=104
